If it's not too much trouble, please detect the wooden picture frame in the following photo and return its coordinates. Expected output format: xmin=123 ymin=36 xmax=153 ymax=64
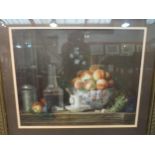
xmin=0 ymin=65 xmax=8 ymax=134
xmin=0 ymin=26 xmax=155 ymax=134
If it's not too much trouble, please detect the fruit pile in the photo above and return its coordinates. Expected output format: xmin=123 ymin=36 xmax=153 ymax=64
xmin=72 ymin=65 xmax=114 ymax=91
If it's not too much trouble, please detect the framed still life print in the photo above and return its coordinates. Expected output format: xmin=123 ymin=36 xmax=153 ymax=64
xmin=1 ymin=26 xmax=153 ymax=134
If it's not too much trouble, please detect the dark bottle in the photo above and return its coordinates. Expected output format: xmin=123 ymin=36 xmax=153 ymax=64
xmin=43 ymin=64 xmax=64 ymax=112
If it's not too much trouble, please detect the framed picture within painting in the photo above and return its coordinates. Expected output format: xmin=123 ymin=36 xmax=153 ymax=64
xmin=105 ymin=44 xmax=120 ymax=56
xmin=120 ymin=43 xmax=135 ymax=56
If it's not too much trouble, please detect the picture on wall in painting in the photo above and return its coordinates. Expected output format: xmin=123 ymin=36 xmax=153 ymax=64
xmin=120 ymin=43 xmax=135 ymax=56
xmin=9 ymin=27 xmax=146 ymax=128
xmin=136 ymin=44 xmax=143 ymax=53
xmin=105 ymin=44 xmax=120 ymax=56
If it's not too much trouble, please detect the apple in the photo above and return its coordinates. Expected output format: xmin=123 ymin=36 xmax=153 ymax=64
xmin=93 ymin=69 xmax=105 ymax=81
xmin=32 ymin=102 xmax=42 ymax=113
xmin=40 ymin=98 xmax=47 ymax=106
xmin=74 ymin=79 xmax=84 ymax=89
xmin=84 ymin=79 xmax=96 ymax=91
xmin=96 ymin=79 xmax=108 ymax=90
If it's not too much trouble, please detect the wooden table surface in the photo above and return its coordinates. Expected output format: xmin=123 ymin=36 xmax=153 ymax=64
xmin=21 ymin=111 xmax=135 ymax=126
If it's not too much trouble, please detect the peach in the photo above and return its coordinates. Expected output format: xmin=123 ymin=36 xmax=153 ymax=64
xmin=74 ymin=79 xmax=84 ymax=89
xmin=96 ymin=79 xmax=108 ymax=90
xmin=89 ymin=65 xmax=100 ymax=73
xmin=93 ymin=69 xmax=105 ymax=81
xmin=81 ymin=71 xmax=92 ymax=82
xmin=71 ymin=77 xmax=79 ymax=85
xmin=84 ymin=80 xmax=96 ymax=91
xmin=76 ymin=70 xmax=84 ymax=78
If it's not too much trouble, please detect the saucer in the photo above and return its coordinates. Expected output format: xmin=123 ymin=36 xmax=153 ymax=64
xmin=65 ymin=105 xmax=92 ymax=112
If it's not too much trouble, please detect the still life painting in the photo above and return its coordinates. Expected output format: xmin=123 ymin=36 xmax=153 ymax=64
xmin=9 ymin=27 xmax=147 ymax=128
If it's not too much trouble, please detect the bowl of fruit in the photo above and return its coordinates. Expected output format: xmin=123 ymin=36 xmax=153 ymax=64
xmin=65 ymin=65 xmax=114 ymax=112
